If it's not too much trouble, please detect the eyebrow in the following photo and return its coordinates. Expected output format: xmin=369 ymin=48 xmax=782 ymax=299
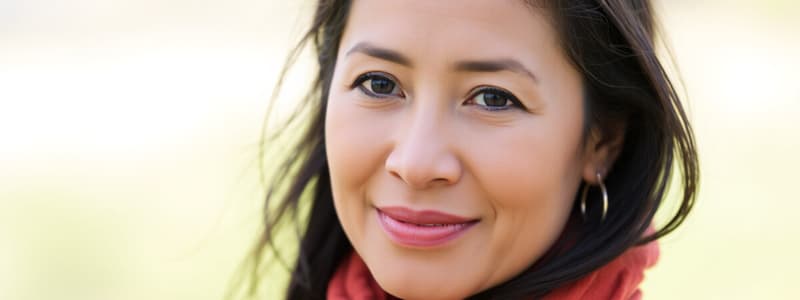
xmin=345 ymin=42 xmax=538 ymax=83
xmin=346 ymin=42 xmax=413 ymax=66
xmin=455 ymin=59 xmax=538 ymax=83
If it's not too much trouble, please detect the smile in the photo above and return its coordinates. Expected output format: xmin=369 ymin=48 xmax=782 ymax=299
xmin=376 ymin=206 xmax=479 ymax=248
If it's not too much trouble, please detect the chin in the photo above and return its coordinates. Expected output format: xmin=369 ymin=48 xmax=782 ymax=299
xmin=371 ymin=267 xmax=479 ymax=300
xmin=380 ymin=283 xmax=472 ymax=300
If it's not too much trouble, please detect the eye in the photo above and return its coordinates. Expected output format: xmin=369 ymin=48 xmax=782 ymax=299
xmin=467 ymin=87 xmax=525 ymax=111
xmin=352 ymin=72 xmax=405 ymax=98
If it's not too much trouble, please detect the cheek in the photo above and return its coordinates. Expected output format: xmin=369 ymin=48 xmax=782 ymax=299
xmin=324 ymin=91 xmax=394 ymax=239
xmin=462 ymin=117 xmax=584 ymax=278
xmin=468 ymin=120 xmax=583 ymax=212
xmin=325 ymin=96 xmax=395 ymax=185
xmin=478 ymin=85 xmax=586 ymax=213
xmin=326 ymin=108 xmax=373 ymax=189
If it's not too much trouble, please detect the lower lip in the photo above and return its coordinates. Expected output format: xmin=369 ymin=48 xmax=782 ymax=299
xmin=376 ymin=209 xmax=477 ymax=248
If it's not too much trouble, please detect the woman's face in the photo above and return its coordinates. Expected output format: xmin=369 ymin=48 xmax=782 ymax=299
xmin=325 ymin=0 xmax=609 ymax=298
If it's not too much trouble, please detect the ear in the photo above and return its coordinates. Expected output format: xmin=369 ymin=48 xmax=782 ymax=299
xmin=581 ymin=123 xmax=626 ymax=183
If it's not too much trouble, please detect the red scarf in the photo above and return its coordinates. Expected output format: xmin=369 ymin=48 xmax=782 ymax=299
xmin=327 ymin=241 xmax=659 ymax=299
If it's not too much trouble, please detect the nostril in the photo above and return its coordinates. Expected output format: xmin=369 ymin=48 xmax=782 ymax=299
xmin=383 ymin=135 xmax=462 ymax=189
xmin=388 ymin=169 xmax=403 ymax=181
xmin=386 ymin=165 xmax=460 ymax=189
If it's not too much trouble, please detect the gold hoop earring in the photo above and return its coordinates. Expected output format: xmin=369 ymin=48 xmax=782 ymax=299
xmin=580 ymin=172 xmax=608 ymax=222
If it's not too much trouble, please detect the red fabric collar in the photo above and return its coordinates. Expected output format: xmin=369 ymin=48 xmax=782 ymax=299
xmin=327 ymin=241 xmax=659 ymax=299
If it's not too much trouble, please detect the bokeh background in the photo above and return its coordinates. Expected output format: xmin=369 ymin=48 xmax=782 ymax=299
xmin=1 ymin=0 xmax=798 ymax=299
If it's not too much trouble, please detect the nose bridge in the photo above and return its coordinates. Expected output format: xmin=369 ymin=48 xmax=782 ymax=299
xmin=402 ymin=107 xmax=447 ymax=162
xmin=385 ymin=100 xmax=461 ymax=189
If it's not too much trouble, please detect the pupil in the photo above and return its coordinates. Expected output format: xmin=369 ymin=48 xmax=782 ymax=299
xmin=484 ymin=92 xmax=506 ymax=106
xmin=371 ymin=78 xmax=394 ymax=94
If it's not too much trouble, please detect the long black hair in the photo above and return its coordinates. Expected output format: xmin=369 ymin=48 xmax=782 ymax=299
xmin=232 ymin=0 xmax=699 ymax=299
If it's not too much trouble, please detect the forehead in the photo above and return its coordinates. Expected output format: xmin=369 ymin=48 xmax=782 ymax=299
xmin=340 ymin=0 xmax=562 ymax=68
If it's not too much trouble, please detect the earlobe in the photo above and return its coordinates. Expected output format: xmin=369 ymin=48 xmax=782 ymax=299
xmin=581 ymin=125 xmax=625 ymax=183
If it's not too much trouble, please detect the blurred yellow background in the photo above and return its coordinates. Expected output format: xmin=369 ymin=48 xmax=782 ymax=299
xmin=1 ymin=0 xmax=798 ymax=299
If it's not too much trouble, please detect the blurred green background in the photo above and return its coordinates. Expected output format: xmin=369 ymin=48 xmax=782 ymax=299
xmin=1 ymin=0 xmax=798 ymax=299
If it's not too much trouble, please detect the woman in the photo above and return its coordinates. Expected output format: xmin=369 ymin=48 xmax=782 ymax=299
xmin=242 ymin=0 xmax=699 ymax=299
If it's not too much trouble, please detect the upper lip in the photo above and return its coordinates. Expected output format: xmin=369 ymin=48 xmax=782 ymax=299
xmin=376 ymin=206 xmax=479 ymax=225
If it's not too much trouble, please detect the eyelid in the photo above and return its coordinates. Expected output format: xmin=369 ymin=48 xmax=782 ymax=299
xmin=348 ymin=73 xmax=527 ymax=112
xmin=350 ymin=71 xmax=397 ymax=89
xmin=467 ymin=86 xmax=528 ymax=112
xmin=350 ymin=71 xmax=405 ymax=98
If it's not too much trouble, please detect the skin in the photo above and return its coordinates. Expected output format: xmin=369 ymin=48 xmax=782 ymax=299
xmin=324 ymin=0 xmax=624 ymax=298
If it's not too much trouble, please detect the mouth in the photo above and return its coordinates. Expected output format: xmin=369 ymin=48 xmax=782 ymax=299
xmin=376 ymin=206 xmax=480 ymax=248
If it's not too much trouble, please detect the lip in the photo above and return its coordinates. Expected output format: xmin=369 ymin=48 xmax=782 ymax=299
xmin=376 ymin=206 xmax=479 ymax=248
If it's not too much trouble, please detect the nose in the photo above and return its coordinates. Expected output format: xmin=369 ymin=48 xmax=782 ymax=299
xmin=384 ymin=111 xmax=462 ymax=189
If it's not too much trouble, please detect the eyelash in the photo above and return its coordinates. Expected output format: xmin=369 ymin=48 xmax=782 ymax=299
xmin=351 ymin=72 xmax=405 ymax=98
xmin=466 ymin=86 xmax=526 ymax=112
xmin=350 ymin=72 xmax=526 ymax=112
